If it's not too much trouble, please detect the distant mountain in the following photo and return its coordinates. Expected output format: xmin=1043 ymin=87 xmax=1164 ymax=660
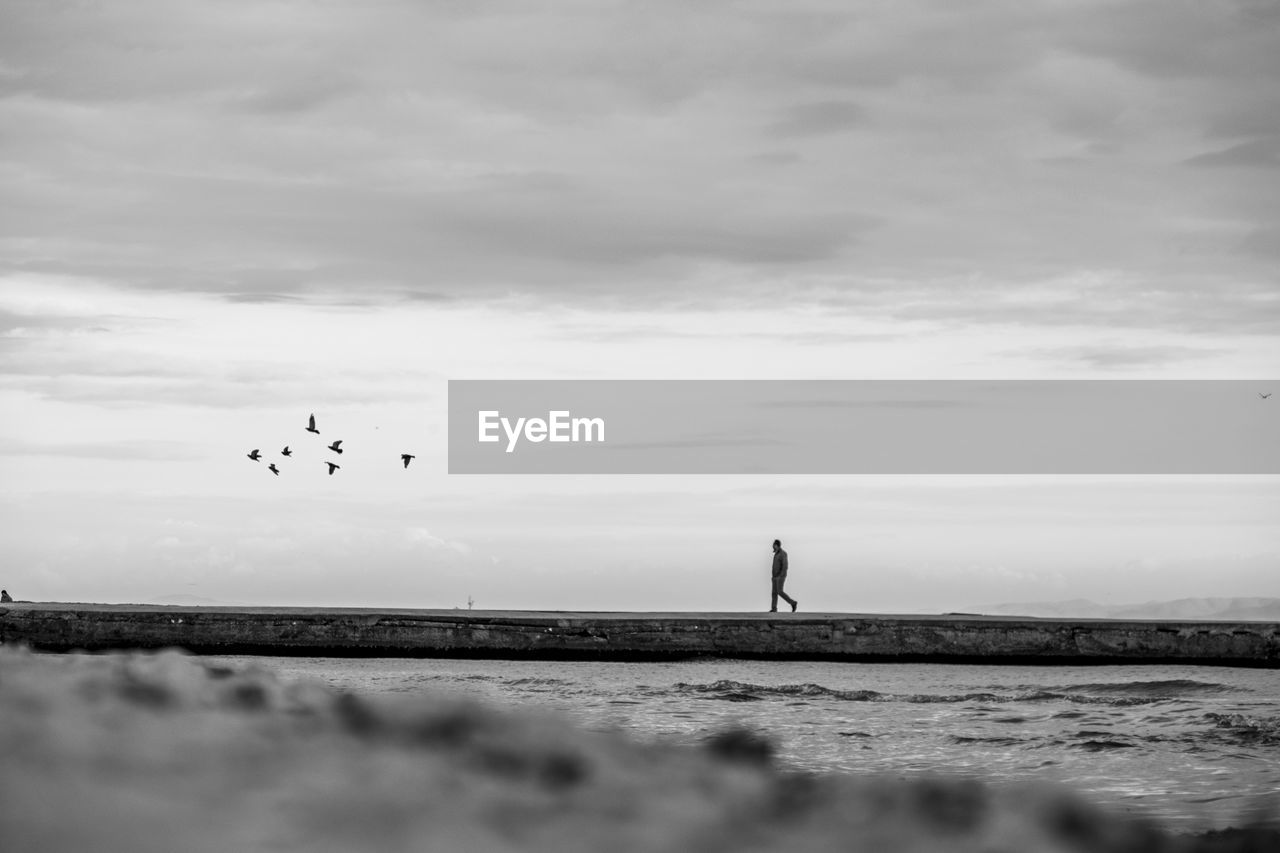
xmin=969 ymin=597 xmax=1280 ymax=621
xmin=970 ymin=598 xmax=1113 ymax=619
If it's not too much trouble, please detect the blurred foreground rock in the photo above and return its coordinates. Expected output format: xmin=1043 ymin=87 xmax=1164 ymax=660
xmin=0 ymin=646 xmax=1273 ymax=853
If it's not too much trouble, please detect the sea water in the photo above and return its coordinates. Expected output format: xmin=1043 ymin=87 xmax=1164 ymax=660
xmin=206 ymin=656 xmax=1280 ymax=832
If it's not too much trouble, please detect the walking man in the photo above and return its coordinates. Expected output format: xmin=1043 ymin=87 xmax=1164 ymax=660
xmin=770 ymin=539 xmax=797 ymax=613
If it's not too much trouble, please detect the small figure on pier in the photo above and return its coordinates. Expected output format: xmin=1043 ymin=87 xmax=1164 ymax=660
xmin=769 ymin=539 xmax=797 ymax=613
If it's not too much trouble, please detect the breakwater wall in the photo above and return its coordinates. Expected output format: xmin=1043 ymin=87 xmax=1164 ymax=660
xmin=2 ymin=603 xmax=1277 ymax=665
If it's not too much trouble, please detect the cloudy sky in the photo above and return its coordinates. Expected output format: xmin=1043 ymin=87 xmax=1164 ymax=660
xmin=1 ymin=0 xmax=1277 ymax=611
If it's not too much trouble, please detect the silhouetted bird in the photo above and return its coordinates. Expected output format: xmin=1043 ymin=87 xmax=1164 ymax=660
xmin=281 ymin=446 xmax=292 ymax=457
xmin=268 ymin=463 xmax=280 ymax=476
xmin=328 ymin=440 xmax=343 ymax=454
xmin=401 ymin=454 xmax=415 ymax=468
xmin=1262 ymin=393 xmax=1273 ymax=399
xmin=326 ymin=461 xmax=340 ymax=475
xmin=306 ymin=414 xmax=320 ymax=434
xmin=247 ymin=449 xmax=261 ymax=461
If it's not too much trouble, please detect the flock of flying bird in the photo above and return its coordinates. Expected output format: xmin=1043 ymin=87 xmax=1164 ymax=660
xmin=244 ymin=396 xmax=1274 ymax=475
xmin=246 ymin=413 xmax=415 ymax=476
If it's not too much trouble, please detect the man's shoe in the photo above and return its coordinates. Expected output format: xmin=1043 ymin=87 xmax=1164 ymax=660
xmin=791 ymin=601 xmax=798 ymax=612
xmin=769 ymin=609 xmax=777 ymax=612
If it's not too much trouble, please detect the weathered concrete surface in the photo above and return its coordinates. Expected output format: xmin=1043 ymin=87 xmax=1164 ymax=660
xmin=1 ymin=603 xmax=1277 ymax=665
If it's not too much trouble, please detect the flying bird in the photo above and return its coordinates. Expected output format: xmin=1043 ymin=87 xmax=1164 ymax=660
xmin=281 ymin=446 xmax=292 ymax=457
xmin=267 ymin=463 xmax=280 ymax=476
xmin=328 ymin=440 xmax=344 ymax=454
xmin=247 ymin=449 xmax=261 ymax=461
xmin=1261 ymin=393 xmax=1272 ymax=399
xmin=326 ymin=461 xmax=340 ymax=475
xmin=306 ymin=414 xmax=320 ymax=434
xmin=401 ymin=454 xmax=415 ymax=469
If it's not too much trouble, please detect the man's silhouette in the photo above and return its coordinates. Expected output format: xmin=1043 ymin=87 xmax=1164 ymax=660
xmin=0 ymin=589 xmax=11 ymax=603
xmin=769 ymin=539 xmax=797 ymax=613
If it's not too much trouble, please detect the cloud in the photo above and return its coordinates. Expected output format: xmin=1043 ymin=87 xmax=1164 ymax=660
xmin=754 ymin=399 xmax=967 ymax=409
xmin=0 ymin=274 xmax=456 ymax=413
xmin=1059 ymin=0 xmax=1280 ymax=83
xmin=403 ymin=527 xmax=446 ymax=549
xmin=227 ymin=74 xmax=358 ymax=116
xmin=1240 ymin=228 xmax=1280 ymax=259
xmin=0 ymin=308 xmax=108 ymax=336
xmin=1016 ymin=344 xmax=1228 ymax=370
xmin=767 ymin=101 xmax=865 ymax=136
xmin=221 ymin=293 xmax=305 ymax=305
xmin=800 ymin=276 xmax=1280 ymax=336
xmin=0 ymin=0 xmax=1277 ymax=332
xmin=0 ymin=439 xmax=199 ymax=461
xmin=750 ymin=151 xmax=802 ymax=166
xmin=1184 ymin=137 xmax=1280 ymax=169
xmin=606 ymin=434 xmax=789 ymax=451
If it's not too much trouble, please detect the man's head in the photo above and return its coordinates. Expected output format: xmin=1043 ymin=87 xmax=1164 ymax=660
xmin=772 ymin=539 xmax=781 ymax=552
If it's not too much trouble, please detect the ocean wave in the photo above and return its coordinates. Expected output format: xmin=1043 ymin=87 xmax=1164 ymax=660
xmin=1053 ymin=680 xmax=1235 ymax=697
xmin=674 ymin=680 xmax=1005 ymax=704
xmin=1072 ymin=739 xmax=1138 ymax=752
xmin=505 ymin=677 xmax=576 ymax=688
xmin=949 ymin=735 xmax=1029 ymax=747
xmin=671 ymin=679 xmax=1231 ymax=707
xmin=1203 ymin=713 xmax=1280 ymax=747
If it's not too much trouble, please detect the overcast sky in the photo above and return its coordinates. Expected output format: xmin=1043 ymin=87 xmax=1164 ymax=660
xmin=1 ymin=0 xmax=1277 ymax=611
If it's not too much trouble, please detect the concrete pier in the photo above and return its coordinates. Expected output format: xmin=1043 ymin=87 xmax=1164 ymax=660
xmin=2 ymin=603 xmax=1277 ymax=665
